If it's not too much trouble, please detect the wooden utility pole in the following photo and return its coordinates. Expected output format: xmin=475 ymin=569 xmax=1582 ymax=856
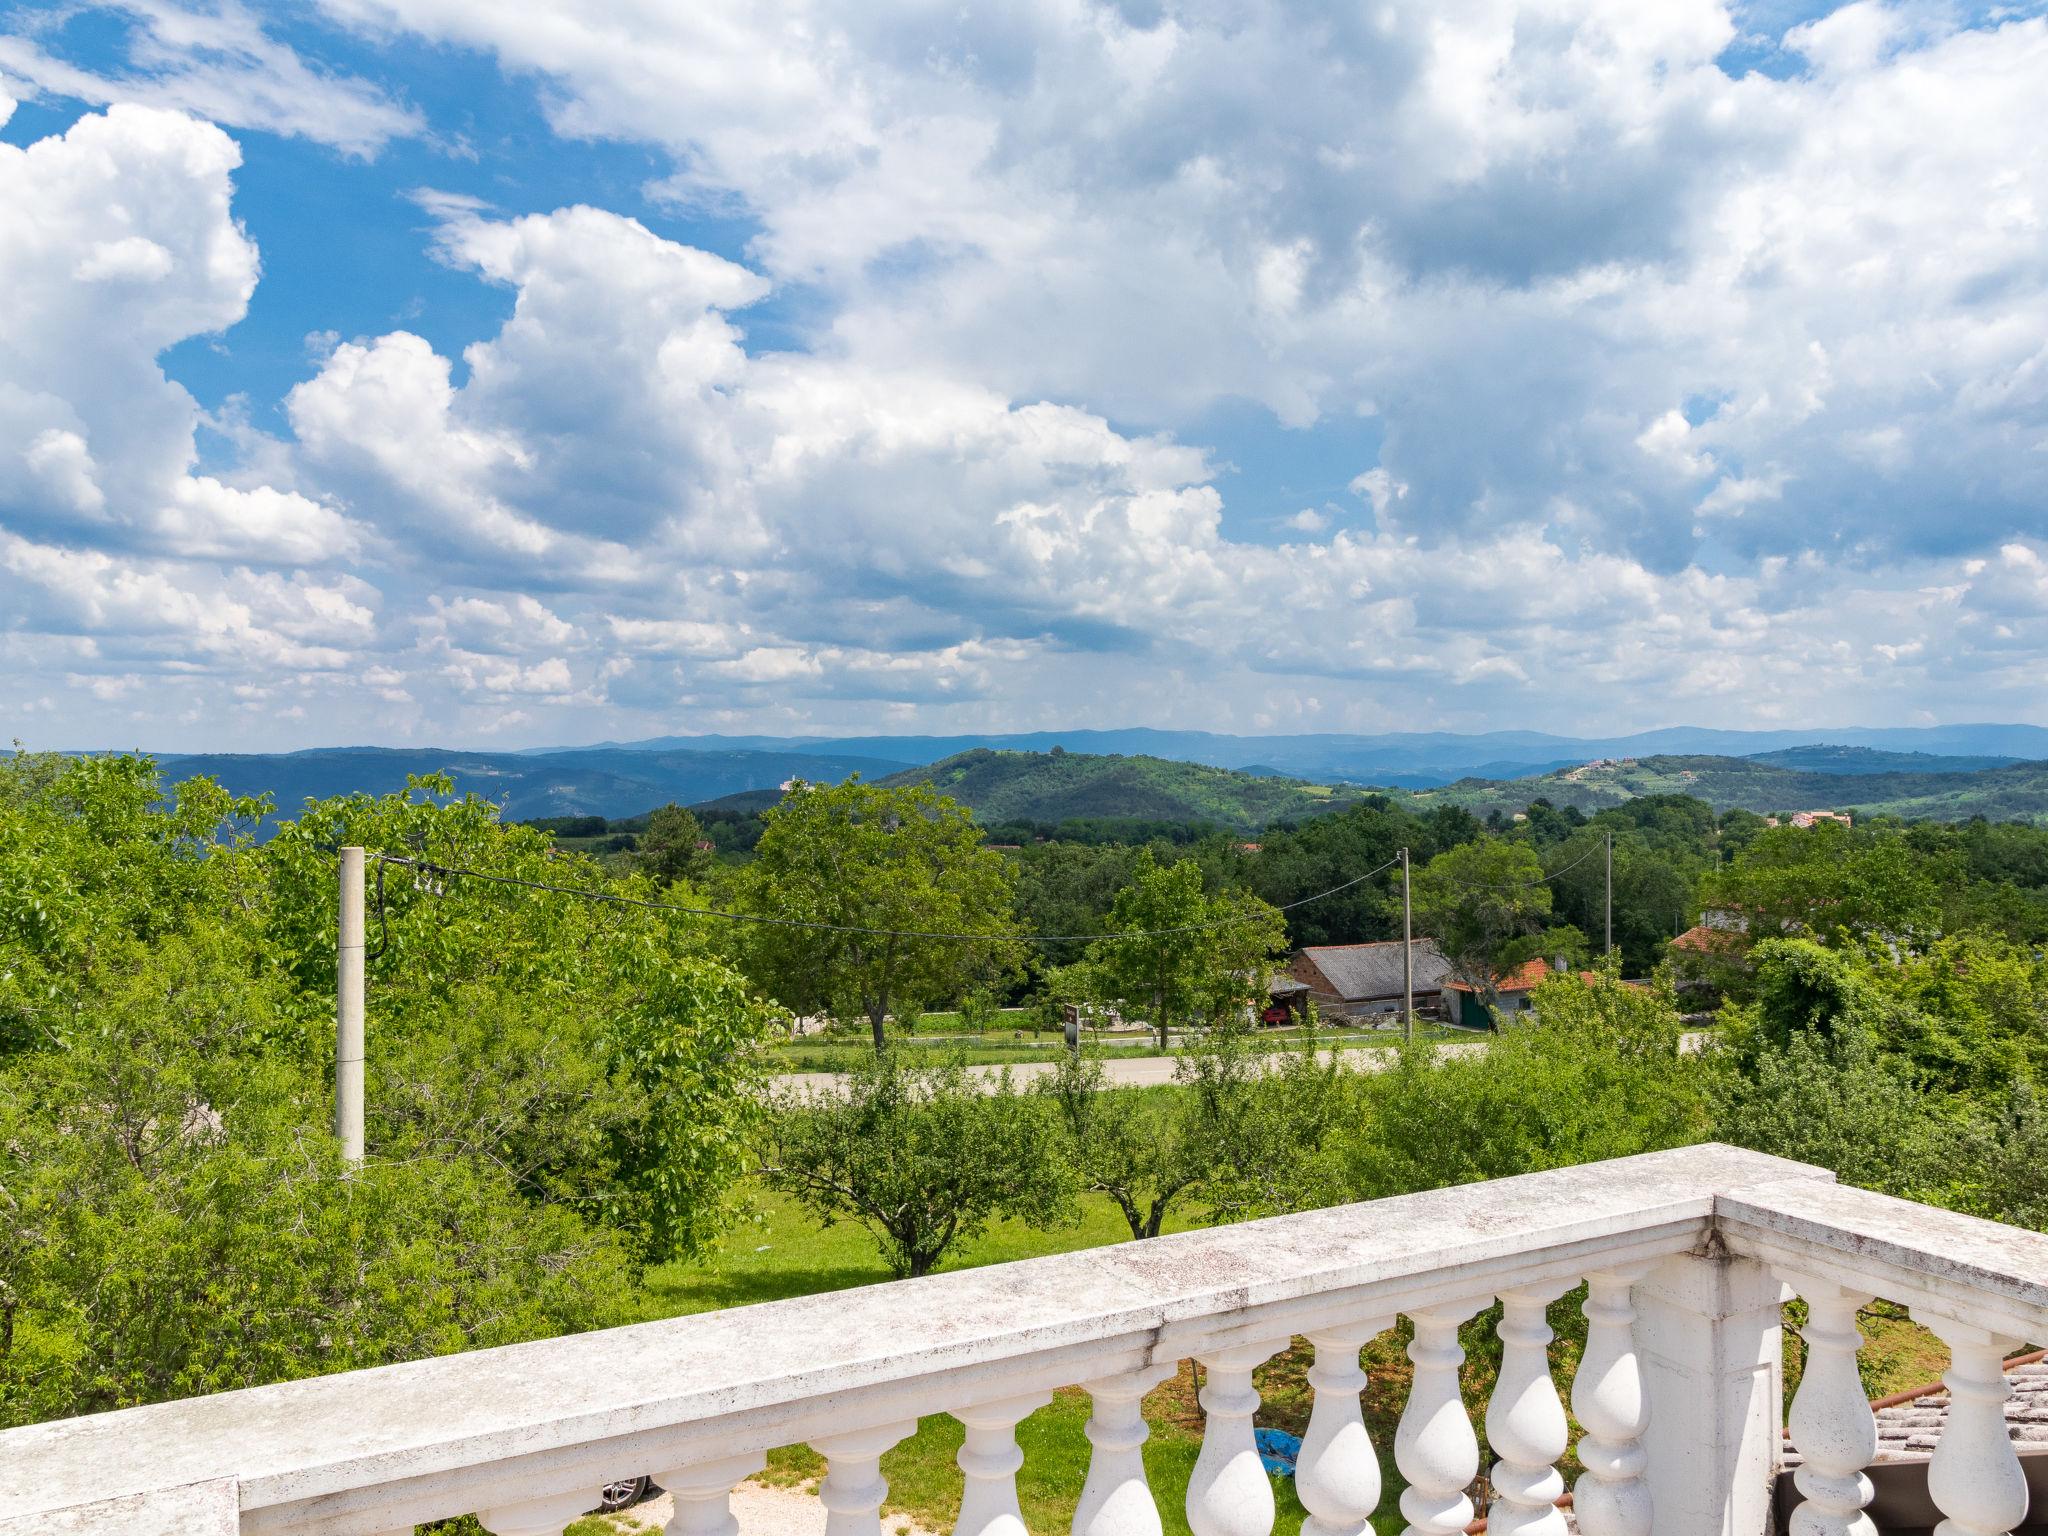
xmin=337 ymin=846 xmax=366 ymax=1167
xmin=1605 ymin=829 xmax=1614 ymax=958
xmin=1401 ymin=846 xmax=1414 ymax=1043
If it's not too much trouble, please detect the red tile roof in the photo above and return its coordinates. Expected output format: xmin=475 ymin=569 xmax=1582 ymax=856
xmin=1442 ymin=957 xmax=1557 ymax=994
xmin=1670 ymin=923 xmax=1740 ymax=954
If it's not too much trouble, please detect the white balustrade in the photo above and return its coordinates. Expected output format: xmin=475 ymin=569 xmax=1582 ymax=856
xmin=955 ymin=1391 xmax=1051 ymax=1536
xmin=1393 ymin=1301 xmax=1486 ymax=1536
xmin=1915 ymin=1313 xmax=2030 ymax=1536
xmin=658 ymin=1453 xmax=767 ymax=1536
xmin=1571 ymin=1269 xmax=1651 ymax=1536
xmin=1485 ymin=1285 xmax=1571 ymax=1536
xmin=1782 ymin=1276 xmax=1877 ymax=1536
xmin=9 ymin=1146 xmax=2048 ymax=1536
xmin=812 ymin=1423 xmax=916 ymax=1536
xmin=1186 ymin=1340 xmax=1287 ymax=1536
xmin=1073 ymin=1365 xmax=1175 ymax=1536
xmin=475 ymin=1488 xmax=606 ymax=1536
xmin=1295 ymin=1322 xmax=1386 ymax=1536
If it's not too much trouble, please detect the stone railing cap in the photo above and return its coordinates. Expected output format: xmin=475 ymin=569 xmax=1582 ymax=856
xmin=0 ymin=1143 xmax=1823 ymax=1523
xmin=1716 ymin=1175 xmax=2048 ymax=1327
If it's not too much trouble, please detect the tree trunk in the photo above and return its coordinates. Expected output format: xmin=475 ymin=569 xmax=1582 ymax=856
xmin=1112 ymin=1191 xmax=1146 ymax=1242
xmin=868 ymin=998 xmax=888 ymax=1052
xmin=1154 ymin=986 xmax=1168 ymax=1051
xmin=1144 ymin=1197 xmax=1171 ymax=1239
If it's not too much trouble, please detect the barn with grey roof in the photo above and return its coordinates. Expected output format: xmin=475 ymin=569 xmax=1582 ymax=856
xmin=1288 ymin=939 xmax=1453 ymax=1017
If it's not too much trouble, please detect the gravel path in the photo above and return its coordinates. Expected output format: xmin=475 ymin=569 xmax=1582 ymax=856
xmin=772 ymin=1032 xmax=1706 ymax=1096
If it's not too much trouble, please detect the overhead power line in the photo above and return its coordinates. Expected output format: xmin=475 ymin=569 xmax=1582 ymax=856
xmin=370 ymin=851 xmax=1404 ymax=945
xmin=1436 ymin=840 xmax=1605 ymax=893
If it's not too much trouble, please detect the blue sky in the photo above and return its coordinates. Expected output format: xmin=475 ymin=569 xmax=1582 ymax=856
xmin=2 ymin=0 xmax=2046 ymax=750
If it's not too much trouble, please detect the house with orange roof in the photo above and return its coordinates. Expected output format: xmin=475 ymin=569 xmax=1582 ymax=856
xmin=1441 ymin=956 xmax=1558 ymax=1028
xmin=1441 ymin=957 xmax=1644 ymax=1028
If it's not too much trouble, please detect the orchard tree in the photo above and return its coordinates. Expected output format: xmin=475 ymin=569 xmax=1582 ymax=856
xmin=1037 ymin=1051 xmax=1205 ymax=1239
xmin=1410 ymin=839 xmax=1553 ymax=1022
xmin=761 ymin=1052 xmax=1073 ymax=1276
xmin=741 ymin=779 xmax=1018 ymax=1049
xmin=1087 ymin=852 xmax=1288 ymax=1049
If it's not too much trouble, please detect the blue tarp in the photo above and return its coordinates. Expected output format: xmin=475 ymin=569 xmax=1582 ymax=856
xmin=1254 ymin=1428 xmax=1302 ymax=1476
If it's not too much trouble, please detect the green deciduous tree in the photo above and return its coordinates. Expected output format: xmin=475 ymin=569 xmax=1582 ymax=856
xmin=0 ymin=932 xmax=634 ymax=1426
xmin=740 ymin=780 xmax=1019 ymax=1049
xmin=1036 ymin=1052 xmax=1204 ymax=1239
xmin=635 ymin=803 xmax=711 ymax=886
xmin=1345 ymin=972 xmax=1709 ymax=1199
xmin=1174 ymin=1023 xmax=1352 ymax=1222
xmin=1701 ymin=822 xmax=1942 ymax=949
xmin=0 ymin=752 xmax=778 ymax=1426
xmin=760 ymin=1052 xmax=1073 ymax=1276
xmin=1086 ymin=852 xmax=1287 ymax=1049
xmin=1409 ymin=839 xmax=1554 ymax=1021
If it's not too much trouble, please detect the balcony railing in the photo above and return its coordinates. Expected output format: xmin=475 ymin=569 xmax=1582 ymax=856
xmin=3 ymin=1144 xmax=2044 ymax=1536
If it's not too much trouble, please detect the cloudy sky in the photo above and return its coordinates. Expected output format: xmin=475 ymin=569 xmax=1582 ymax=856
xmin=2 ymin=0 xmax=2045 ymax=751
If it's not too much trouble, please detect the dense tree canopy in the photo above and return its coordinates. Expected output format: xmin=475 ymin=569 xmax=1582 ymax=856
xmin=0 ymin=752 xmax=775 ymax=1426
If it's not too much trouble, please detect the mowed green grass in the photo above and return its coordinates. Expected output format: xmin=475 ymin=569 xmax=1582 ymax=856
xmin=636 ymin=1182 xmax=1194 ymax=1316
xmin=629 ymin=1184 xmax=1412 ymax=1535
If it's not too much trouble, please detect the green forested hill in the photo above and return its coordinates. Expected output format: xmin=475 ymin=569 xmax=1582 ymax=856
xmin=1415 ymin=751 xmax=2048 ymax=823
xmin=877 ymin=748 xmax=1363 ymax=830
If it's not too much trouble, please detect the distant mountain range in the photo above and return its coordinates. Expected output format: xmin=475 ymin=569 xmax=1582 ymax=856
xmin=538 ymin=723 xmax=2048 ymax=788
xmin=102 ymin=725 xmax=2048 ymax=828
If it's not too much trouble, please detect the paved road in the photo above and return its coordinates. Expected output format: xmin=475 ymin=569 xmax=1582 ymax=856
xmin=771 ymin=1031 xmax=1707 ymax=1096
xmin=771 ymin=1039 xmax=1488 ymax=1096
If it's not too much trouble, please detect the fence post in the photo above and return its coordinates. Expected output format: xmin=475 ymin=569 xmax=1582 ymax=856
xmin=337 ymin=845 xmax=365 ymax=1166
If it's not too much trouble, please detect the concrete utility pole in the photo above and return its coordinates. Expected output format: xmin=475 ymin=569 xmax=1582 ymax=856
xmin=337 ymin=846 xmax=366 ymax=1167
xmin=1401 ymin=846 xmax=1414 ymax=1043
xmin=1605 ymin=829 xmax=1614 ymax=958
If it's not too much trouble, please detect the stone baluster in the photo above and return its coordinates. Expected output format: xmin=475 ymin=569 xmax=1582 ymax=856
xmin=657 ymin=1452 xmax=767 ymax=1536
xmin=1485 ymin=1285 xmax=1571 ymax=1536
xmin=1913 ymin=1313 xmax=2028 ymax=1536
xmin=1782 ymin=1277 xmax=1878 ymax=1536
xmin=1074 ymin=1364 xmax=1176 ymax=1536
xmin=475 ymin=1488 xmax=608 ymax=1536
xmin=955 ymin=1391 xmax=1053 ymax=1536
xmin=1296 ymin=1321 xmax=1387 ymax=1536
xmin=1572 ymin=1270 xmax=1651 ymax=1536
xmin=1187 ymin=1340 xmax=1288 ymax=1536
xmin=813 ymin=1422 xmax=917 ymax=1536
xmin=1394 ymin=1301 xmax=1486 ymax=1536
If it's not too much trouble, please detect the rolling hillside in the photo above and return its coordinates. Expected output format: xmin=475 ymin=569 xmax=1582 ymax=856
xmin=151 ymin=746 xmax=913 ymax=824
xmin=1414 ymin=749 xmax=2048 ymax=823
xmin=876 ymin=749 xmax=1365 ymax=830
